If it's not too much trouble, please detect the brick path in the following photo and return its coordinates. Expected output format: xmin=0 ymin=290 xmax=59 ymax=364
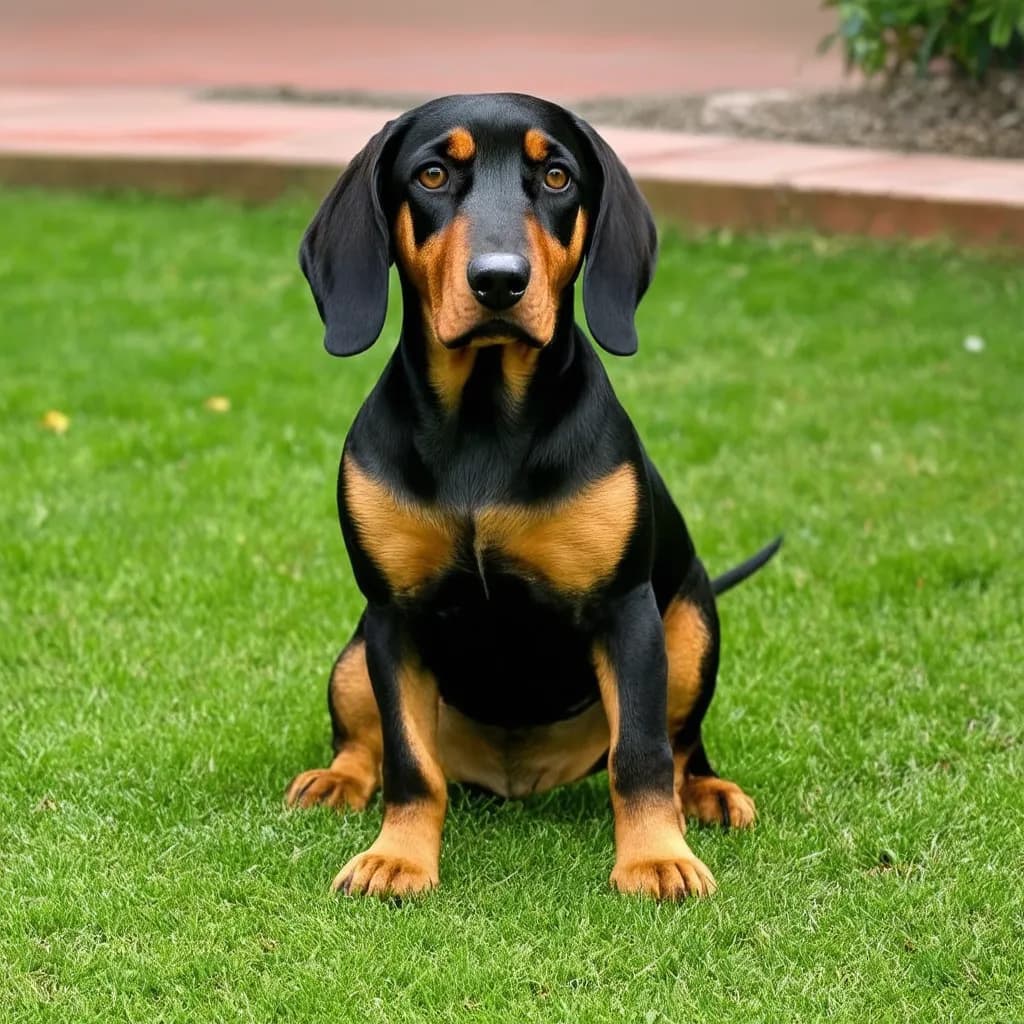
xmin=1 ymin=2 xmax=840 ymax=95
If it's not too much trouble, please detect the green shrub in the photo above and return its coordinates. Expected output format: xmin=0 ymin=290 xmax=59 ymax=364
xmin=821 ymin=0 xmax=1024 ymax=79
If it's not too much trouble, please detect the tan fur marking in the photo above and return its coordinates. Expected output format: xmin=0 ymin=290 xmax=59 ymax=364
xmin=661 ymin=600 xmax=756 ymax=827
xmin=394 ymin=204 xmax=479 ymax=346
xmin=594 ymin=644 xmax=717 ymax=900
xmin=681 ymin=776 xmax=757 ymax=828
xmin=329 ymin=642 xmax=382 ymax=754
xmin=395 ymin=658 xmax=447 ymax=803
xmin=523 ymin=128 xmax=550 ymax=162
xmin=476 ymin=462 xmax=636 ymax=593
xmin=345 ymin=458 xmax=635 ymax=598
xmin=500 ymin=342 xmax=541 ymax=404
xmin=663 ymin=598 xmax=711 ymax=801
xmin=519 ymin=210 xmax=587 ymax=344
xmin=594 ymin=644 xmax=621 ymax=746
xmin=430 ymin=345 xmax=477 ymax=411
xmin=343 ymin=455 xmax=456 ymax=596
xmin=664 ymin=598 xmax=711 ymax=734
xmin=286 ymin=641 xmax=382 ymax=811
xmin=394 ymin=203 xmax=481 ymax=407
xmin=439 ymin=700 xmax=608 ymax=798
xmin=333 ymin=655 xmax=447 ymax=897
xmin=393 ymin=201 xmax=421 ymax=277
xmin=446 ymin=127 xmax=476 ymax=162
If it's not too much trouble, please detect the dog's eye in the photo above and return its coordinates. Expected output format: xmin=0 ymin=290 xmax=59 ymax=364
xmin=543 ymin=166 xmax=571 ymax=192
xmin=417 ymin=165 xmax=449 ymax=190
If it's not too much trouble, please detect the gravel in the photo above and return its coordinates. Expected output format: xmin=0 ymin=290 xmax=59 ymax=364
xmin=573 ymin=71 xmax=1024 ymax=160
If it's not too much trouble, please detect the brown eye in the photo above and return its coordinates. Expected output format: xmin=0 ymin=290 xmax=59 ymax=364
xmin=544 ymin=166 xmax=570 ymax=191
xmin=417 ymin=165 xmax=448 ymax=190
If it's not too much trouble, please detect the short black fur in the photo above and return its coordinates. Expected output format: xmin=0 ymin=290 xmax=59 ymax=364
xmin=296 ymin=94 xmax=781 ymax=879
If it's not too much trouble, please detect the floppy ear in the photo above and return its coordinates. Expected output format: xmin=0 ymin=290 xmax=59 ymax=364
xmin=299 ymin=119 xmax=402 ymax=357
xmin=574 ymin=118 xmax=658 ymax=356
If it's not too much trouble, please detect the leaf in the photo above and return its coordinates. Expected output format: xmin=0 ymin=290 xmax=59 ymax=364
xmin=917 ymin=15 xmax=947 ymax=75
xmin=820 ymin=0 xmax=1021 ymax=80
xmin=841 ymin=12 xmax=866 ymax=38
xmin=41 ymin=410 xmax=70 ymax=434
xmin=991 ymin=9 xmax=1014 ymax=45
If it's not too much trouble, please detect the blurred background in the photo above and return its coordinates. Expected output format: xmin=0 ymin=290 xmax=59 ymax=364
xmin=0 ymin=0 xmax=840 ymax=96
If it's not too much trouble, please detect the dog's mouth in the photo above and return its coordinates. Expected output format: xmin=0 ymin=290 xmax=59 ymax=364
xmin=441 ymin=319 xmax=543 ymax=351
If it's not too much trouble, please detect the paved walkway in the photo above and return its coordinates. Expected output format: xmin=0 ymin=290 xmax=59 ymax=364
xmin=1 ymin=87 xmax=1021 ymax=245
xmin=2 ymin=2 xmax=840 ymax=96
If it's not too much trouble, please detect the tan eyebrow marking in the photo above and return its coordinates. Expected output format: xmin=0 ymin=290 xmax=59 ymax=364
xmin=446 ymin=128 xmax=476 ymax=162
xmin=523 ymin=129 xmax=550 ymax=162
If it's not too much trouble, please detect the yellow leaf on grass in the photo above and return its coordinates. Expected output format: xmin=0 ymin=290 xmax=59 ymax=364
xmin=41 ymin=410 xmax=70 ymax=434
xmin=204 ymin=396 xmax=231 ymax=413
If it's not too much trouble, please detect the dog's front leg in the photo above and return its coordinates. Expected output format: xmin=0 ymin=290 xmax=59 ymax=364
xmin=332 ymin=604 xmax=446 ymax=898
xmin=594 ymin=584 xmax=717 ymax=900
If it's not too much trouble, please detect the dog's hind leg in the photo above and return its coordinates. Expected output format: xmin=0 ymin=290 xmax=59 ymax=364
xmin=676 ymin=737 xmax=755 ymax=830
xmin=285 ymin=623 xmax=382 ymax=811
xmin=664 ymin=574 xmax=756 ymax=830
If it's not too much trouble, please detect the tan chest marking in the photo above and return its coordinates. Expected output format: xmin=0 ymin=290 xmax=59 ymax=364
xmin=343 ymin=456 xmax=458 ymax=596
xmin=344 ymin=457 xmax=637 ymax=598
xmin=476 ymin=463 xmax=638 ymax=593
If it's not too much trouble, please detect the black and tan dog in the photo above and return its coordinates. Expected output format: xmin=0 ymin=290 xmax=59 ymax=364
xmin=286 ymin=93 xmax=780 ymax=901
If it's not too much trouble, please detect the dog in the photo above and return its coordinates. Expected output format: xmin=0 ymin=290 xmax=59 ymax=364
xmin=286 ymin=93 xmax=780 ymax=901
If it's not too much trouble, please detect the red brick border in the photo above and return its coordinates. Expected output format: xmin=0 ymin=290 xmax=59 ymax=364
xmin=638 ymin=177 xmax=1024 ymax=246
xmin=3 ymin=150 xmax=1021 ymax=248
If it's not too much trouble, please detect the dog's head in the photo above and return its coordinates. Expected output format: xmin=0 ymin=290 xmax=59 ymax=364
xmin=300 ymin=93 xmax=657 ymax=358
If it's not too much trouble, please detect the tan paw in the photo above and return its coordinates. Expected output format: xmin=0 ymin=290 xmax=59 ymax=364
xmin=611 ymin=854 xmax=717 ymax=901
xmin=284 ymin=768 xmax=375 ymax=811
xmin=332 ymin=851 xmax=438 ymax=899
xmin=681 ymin=777 xmax=756 ymax=830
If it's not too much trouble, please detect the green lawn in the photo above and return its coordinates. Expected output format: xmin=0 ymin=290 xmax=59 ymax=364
xmin=2 ymin=189 xmax=1022 ymax=1023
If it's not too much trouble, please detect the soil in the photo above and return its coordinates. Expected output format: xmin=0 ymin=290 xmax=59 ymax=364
xmin=573 ymin=72 xmax=1024 ymax=160
xmin=206 ymin=71 xmax=1024 ymax=160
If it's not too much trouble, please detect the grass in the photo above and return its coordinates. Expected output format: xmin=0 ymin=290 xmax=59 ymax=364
xmin=2 ymin=188 xmax=1023 ymax=1023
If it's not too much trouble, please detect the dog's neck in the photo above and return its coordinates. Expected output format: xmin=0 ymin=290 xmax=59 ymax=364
xmin=369 ymin=280 xmax=605 ymax=506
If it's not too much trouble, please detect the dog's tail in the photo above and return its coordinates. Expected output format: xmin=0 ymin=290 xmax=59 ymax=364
xmin=710 ymin=535 xmax=783 ymax=596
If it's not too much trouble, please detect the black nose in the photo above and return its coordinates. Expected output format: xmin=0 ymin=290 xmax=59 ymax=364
xmin=467 ymin=253 xmax=531 ymax=311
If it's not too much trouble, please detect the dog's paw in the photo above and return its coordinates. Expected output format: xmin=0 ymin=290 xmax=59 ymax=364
xmin=332 ymin=851 xmax=438 ymax=899
xmin=284 ymin=769 xmax=375 ymax=811
xmin=681 ymin=777 xmax=756 ymax=830
xmin=611 ymin=853 xmax=717 ymax=901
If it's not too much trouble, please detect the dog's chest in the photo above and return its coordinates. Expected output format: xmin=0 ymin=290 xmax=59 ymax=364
xmin=343 ymin=456 xmax=637 ymax=600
